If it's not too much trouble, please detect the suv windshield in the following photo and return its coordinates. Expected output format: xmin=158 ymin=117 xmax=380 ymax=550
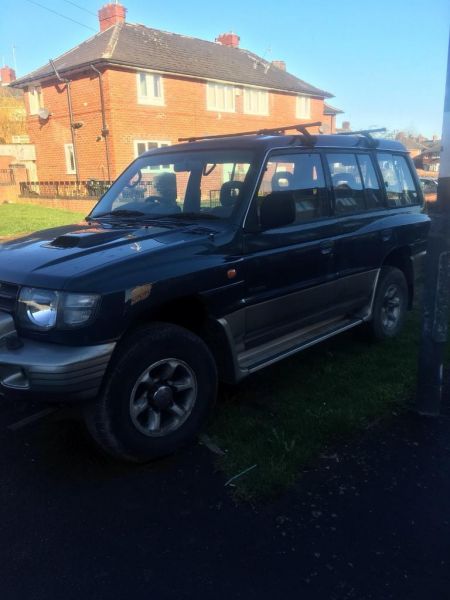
xmin=90 ymin=149 xmax=254 ymax=221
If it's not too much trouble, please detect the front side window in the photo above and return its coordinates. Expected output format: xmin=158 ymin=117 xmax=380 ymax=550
xmin=296 ymin=95 xmax=311 ymax=119
xmin=257 ymin=152 xmax=328 ymax=224
xmin=137 ymin=72 xmax=164 ymax=105
xmin=64 ymin=143 xmax=76 ymax=175
xmin=206 ymin=82 xmax=235 ymax=112
xmin=327 ymin=153 xmax=365 ymax=215
xmin=376 ymin=153 xmax=419 ymax=207
xmin=28 ymin=85 xmax=43 ymax=115
xmin=243 ymin=88 xmax=269 ymax=115
xmin=91 ymin=149 xmax=254 ymax=221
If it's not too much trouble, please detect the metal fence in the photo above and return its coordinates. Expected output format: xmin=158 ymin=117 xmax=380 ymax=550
xmin=19 ymin=180 xmax=112 ymax=199
xmin=0 ymin=169 xmax=15 ymax=186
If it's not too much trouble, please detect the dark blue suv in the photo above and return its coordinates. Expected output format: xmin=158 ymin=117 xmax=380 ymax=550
xmin=0 ymin=126 xmax=429 ymax=461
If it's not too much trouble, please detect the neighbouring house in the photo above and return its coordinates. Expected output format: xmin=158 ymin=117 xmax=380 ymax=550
xmin=413 ymin=139 xmax=441 ymax=174
xmin=323 ymin=103 xmax=343 ymax=134
xmin=11 ymin=2 xmax=338 ymax=185
xmin=395 ymin=133 xmax=425 ymax=160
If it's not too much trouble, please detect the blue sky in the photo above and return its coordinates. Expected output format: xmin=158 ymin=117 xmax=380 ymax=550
xmin=1 ymin=0 xmax=448 ymax=137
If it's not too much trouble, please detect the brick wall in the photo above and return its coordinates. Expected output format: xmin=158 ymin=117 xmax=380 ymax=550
xmin=13 ymin=196 xmax=96 ymax=213
xmin=26 ymin=70 xmax=111 ymax=181
xmin=26 ymin=67 xmax=327 ymax=181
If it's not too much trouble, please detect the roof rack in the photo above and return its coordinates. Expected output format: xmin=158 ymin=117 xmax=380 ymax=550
xmin=337 ymin=127 xmax=386 ymax=148
xmin=178 ymin=122 xmax=322 ymax=143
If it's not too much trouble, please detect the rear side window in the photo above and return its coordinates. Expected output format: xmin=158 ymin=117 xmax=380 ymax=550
xmin=376 ymin=153 xmax=419 ymax=207
xmin=357 ymin=154 xmax=384 ymax=209
xmin=258 ymin=153 xmax=329 ymax=224
xmin=326 ymin=153 xmax=365 ymax=215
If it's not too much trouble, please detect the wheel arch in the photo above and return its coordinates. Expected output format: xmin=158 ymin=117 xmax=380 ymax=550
xmin=128 ymin=295 xmax=238 ymax=384
xmin=382 ymin=246 xmax=414 ymax=309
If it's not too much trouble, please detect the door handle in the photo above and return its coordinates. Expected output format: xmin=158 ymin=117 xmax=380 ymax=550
xmin=320 ymin=241 xmax=334 ymax=255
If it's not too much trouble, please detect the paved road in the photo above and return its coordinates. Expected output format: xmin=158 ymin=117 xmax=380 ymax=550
xmin=0 ymin=391 xmax=449 ymax=599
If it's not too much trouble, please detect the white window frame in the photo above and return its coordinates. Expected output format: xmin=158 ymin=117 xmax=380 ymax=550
xmin=206 ymin=82 xmax=236 ymax=113
xmin=28 ymin=85 xmax=43 ymax=115
xmin=137 ymin=72 xmax=164 ymax=106
xmin=134 ymin=140 xmax=171 ymax=171
xmin=64 ymin=143 xmax=76 ymax=175
xmin=243 ymin=87 xmax=269 ymax=116
xmin=296 ymin=95 xmax=311 ymax=119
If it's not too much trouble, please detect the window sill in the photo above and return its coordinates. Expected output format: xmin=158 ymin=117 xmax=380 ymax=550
xmin=137 ymin=98 xmax=165 ymax=106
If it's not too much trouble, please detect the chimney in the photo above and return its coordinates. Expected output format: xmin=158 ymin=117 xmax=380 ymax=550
xmin=342 ymin=121 xmax=351 ymax=131
xmin=216 ymin=32 xmax=240 ymax=48
xmin=0 ymin=66 xmax=16 ymax=85
xmin=271 ymin=60 xmax=286 ymax=71
xmin=98 ymin=2 xmax=127 ymax=32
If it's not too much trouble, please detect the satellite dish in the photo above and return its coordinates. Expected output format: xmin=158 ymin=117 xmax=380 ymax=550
xmin=38 ymin=107 xmax=50 ymax=120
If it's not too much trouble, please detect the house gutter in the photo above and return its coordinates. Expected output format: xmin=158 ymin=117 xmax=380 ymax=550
xmin=90 ymin=64 xmax=111 ymax=182
xmin=13 ymin=59 xmax=333 ymax=99
xmin=49 ymin=59 xmax=80 ymax=185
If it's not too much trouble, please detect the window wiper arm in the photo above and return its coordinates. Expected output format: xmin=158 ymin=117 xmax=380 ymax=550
xmin=161 ymin=211 xmax=222 ymax=220
xmin=90 ymin=209 xmax=146 ymax=219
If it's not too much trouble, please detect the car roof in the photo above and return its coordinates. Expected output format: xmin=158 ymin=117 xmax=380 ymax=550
xmin=140 ymin=133 xmax=407 ymax=158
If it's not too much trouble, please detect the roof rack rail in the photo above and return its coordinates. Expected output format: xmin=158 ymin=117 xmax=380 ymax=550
xmin=178 ymin=122 xmax=322 ymax=143
xmin=337 ymin=127 xmax=386 ymax=148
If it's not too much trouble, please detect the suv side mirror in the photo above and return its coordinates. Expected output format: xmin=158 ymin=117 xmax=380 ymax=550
xmin=260 ymin=192 xmax=296 ymax=230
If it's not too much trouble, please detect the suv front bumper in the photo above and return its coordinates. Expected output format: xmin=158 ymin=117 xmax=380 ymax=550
xmin=0 ymin=312 xmax=115 ymax=402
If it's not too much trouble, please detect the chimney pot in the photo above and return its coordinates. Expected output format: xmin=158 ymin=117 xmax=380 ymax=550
xmin=216 ymin=32 xmax=240 ymax=48
xmin=0 ymin=66 xmax=16 ymax=85
xmin=271 ymin=60 xmax=286 ymax=71
xmin=98 ymin=2 xmax=127 ymax=32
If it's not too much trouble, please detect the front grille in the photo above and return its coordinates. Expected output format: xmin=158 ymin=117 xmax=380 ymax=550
xmin=0 ymin=281 xmax=19 ymax=313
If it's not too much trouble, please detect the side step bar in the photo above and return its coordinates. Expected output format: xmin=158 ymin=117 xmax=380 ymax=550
xmin=237 ymin=316 xmax=363 ymax=374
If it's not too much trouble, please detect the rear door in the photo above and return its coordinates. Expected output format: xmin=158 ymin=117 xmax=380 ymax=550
xmin=242 ymin=150 xmax=338 ymax=348
xmin=324 ymin=151 xmax=390 ymax=316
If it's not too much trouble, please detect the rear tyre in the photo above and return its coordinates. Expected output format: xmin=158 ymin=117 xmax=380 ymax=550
xmin=84 ymin=323 xmax=217 ymax=462
xmin=368 ymin=266 xmax=408 ymax=340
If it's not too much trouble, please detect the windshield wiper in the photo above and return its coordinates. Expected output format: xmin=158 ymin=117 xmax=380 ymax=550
xmin=160 ymin=211 xmax=222 ymax=221
xmin=90 ymin=209 xmax=146 ymax=219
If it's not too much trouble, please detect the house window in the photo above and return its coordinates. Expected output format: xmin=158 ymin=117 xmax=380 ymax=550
xmin=296 ymin=95 xmax=311 ymax=119
xmin=243 ymin=88 xmax=269 ymax=115
xmin=64 ymin=143 xmax=76 ymax=175
xmin=28 ymin=85 xmax=43 ymax=115
xmin=134 ymin=140 xmax=171 ymax=171
xmin=137 ymin=72 xmax=164 ymax=105
xmin=206 ymin=82 xmax=235 ymax=112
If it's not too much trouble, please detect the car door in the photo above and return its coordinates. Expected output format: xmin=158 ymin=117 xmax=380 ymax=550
xmin=242 ymin=150 xmax=338 ymax=349
xmin=324 ymin=151 xmax=388 ymax=316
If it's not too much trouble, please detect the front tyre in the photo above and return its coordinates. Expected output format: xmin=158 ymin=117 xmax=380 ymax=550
xmin=84 ymin=323 xmax=217 ymax=462
xmin=369 ymin=266 xmax=408 ymax=340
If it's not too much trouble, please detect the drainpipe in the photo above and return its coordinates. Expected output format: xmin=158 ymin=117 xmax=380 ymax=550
xmin=49 ymin=59 xmax=80 ymax=185
xmin=90 ymin=64 xmax=111 ymax=182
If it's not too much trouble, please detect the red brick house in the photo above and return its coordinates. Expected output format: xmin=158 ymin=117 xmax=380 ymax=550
xmin=12 ymin=2 xmax=338 ymax=183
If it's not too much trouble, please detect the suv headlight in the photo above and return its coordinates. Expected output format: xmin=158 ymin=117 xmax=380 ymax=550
xmin=18 ymin=287 xmax=100 ymax=330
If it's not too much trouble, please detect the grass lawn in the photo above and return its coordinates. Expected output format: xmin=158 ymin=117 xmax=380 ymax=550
xmin=209 ymin=311 xmax=423 ymax=501
xmin=0 ymin=204 xmax=85 ymax=237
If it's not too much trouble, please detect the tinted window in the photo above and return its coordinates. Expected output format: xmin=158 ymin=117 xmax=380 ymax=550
xmin=258 ymin=153 xmax=329 ymax=224
xmin=327 ymin=153 xmax=365 ymax=215
xmin=357 ymin=154 xmax=384 ymax=209
xmin=376 ymin=153 xmax=419 ymax=207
